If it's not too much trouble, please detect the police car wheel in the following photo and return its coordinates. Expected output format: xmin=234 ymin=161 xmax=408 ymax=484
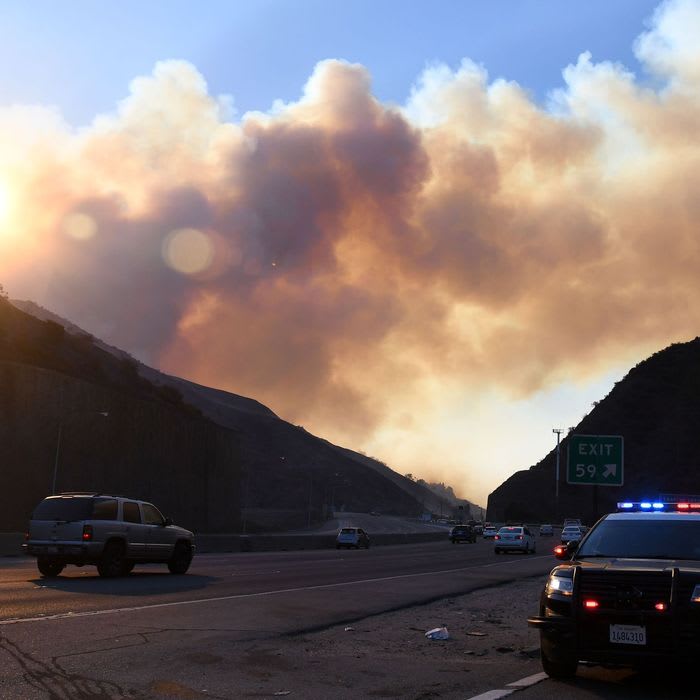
xmin=541 ymin=649 xmax=577 ymax=679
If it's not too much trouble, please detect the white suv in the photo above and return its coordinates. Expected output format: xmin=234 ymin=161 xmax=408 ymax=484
xmin=23 ymin=493 xmax=195 ymax=578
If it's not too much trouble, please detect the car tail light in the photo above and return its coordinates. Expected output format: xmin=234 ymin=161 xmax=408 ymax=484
xmin=24 ymin=531 xmax=29 ymax=542
xmin=584 ymin=599 xmax=599 ymax=609
xmin=494 ymin=535 xmax=500 ymax=540
xmin=82 ymin=525 xmax=93 ymax=541
xmin=655 ymin=602 xmax=667 ymax=611
xmin=516 ymin=535 xmax=523 ymax=540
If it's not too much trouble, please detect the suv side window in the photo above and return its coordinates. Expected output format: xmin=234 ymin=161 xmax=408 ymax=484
xmin=91 ymin=499 xmax=118 ymax=520
xmin=142 ymin=503 xmax=164 ymax=526
xmin=122 ymin=501 xmax=141 ymax=523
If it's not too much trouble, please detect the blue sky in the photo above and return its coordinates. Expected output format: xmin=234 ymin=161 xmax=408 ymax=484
xmin=0 ymin=0 xmax=661 ymax=125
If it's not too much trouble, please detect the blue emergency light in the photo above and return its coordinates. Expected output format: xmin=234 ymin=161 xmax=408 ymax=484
xmin=617 ymin=501 xmax=700 ymax=512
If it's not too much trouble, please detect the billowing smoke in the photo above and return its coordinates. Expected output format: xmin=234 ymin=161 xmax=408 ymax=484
xmin=2 ymin=0 xmax=700 ymax=500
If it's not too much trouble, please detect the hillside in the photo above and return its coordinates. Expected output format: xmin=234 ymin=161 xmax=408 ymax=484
xmin=487 ymin=338 xmax=700 ymax=523
xmin=3 ymin=297 xmax=433 ymax=531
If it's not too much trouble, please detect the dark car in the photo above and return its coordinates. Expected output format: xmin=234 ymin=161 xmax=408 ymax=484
xmin=528 ymin=501 xmax=700 ymax=678
xmin=449 ymin=525 xmax=476 ymax=544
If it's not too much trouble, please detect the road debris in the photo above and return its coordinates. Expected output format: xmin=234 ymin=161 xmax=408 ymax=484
xmin=425 ymin=626 xmax=449 ymax=640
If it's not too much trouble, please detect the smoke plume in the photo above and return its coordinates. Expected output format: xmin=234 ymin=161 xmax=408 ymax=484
xmin=2 ymin=0 xmax=700 ymax=500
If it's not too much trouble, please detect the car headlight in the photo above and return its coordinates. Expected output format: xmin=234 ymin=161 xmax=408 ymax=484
xmin=546 ymin=573 xmax=574 ymax=597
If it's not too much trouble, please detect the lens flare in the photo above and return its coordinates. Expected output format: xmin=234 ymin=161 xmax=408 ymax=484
xmin=162 ymin=228 xmax=214 ymax=276
xmin=62 ymin=212 xmax=97 ymax=240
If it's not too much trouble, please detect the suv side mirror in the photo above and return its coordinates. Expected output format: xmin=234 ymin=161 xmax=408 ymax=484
xmin=163 ymin=517 xmax=173 ymax=527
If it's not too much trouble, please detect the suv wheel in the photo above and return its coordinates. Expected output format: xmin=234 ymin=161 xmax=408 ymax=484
xmin=37 ymin=558 xmax=64 ymax=578
xmin=168 ymin=542 xmax=193 ymax=574
xmin=541 ymin=648 xmax=577 ymax=679
xmin=98 ymin=541 xmax=127 ymax=578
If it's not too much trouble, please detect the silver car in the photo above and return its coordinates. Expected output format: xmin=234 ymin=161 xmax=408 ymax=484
xmin=23 ymin=493 xmax=195 ymax=578
xmin=335 ymin=527 xmax=370 ymax=549
xmin=560 ymin=526 xmax=583 ymax=544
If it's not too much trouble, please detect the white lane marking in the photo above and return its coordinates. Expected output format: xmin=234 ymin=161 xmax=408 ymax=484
xmin=0 ymin=555 xmax=552 ymax=626
xmin=506 ymin=671 xmax=548 ymax=688
xmin=465 ymin=690 xmax=514 ymax=700
xmin=466 ymin=671 xmax=548 ymax=699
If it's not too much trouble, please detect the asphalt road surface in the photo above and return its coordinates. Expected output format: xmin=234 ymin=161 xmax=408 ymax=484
xmin=1 ymin=539 xmax=694 ymax=699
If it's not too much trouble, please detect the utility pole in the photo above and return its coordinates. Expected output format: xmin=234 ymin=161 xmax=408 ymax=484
xmin=553 ymin=428 xmax=564 ymax=520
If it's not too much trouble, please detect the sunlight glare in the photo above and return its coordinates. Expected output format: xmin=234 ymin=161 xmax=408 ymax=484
xmin=0 ymin=181 xmax=10 ymax=227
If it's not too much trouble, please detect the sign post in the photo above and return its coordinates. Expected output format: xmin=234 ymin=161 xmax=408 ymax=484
xmin=567 ymin=435 xmax=624 ymax=486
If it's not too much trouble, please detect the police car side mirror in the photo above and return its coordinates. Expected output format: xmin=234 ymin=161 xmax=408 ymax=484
xmin=163 ymin=517 xmax=173 ymax=527
xmin=553 ymin=542 xmax=576 ymax=560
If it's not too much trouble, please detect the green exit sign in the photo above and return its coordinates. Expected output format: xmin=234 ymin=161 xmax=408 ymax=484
xmin=567 ymin=434 xmax=624 ymax=486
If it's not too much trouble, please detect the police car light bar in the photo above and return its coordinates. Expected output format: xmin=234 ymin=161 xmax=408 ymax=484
xmin=617 ymin=502 xmax=700 ymax=512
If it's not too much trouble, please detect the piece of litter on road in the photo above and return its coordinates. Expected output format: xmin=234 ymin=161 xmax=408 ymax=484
xmin=273 ymin=692 xmax=291 ymax=697
xmin=466 ymin=631 xmax=487 ymax=637
xmin=425 ymin=626 xmax=449 ymax=640
xmin=495 ymin=646 xmax=515 ymax=653
xmin=344 ymin=627 xmax=354 ymax=632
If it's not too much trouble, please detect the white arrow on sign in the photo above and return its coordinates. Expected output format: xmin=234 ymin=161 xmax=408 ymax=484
xmin=603 ymin=464 xmax=617 ymax=478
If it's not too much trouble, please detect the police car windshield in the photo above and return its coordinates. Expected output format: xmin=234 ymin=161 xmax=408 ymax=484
xmin=578 ymin=519 xmax=700 ymax=560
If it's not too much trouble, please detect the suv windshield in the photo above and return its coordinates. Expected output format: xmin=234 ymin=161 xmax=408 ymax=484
xmin=578 ymin=519 xmax=700 ymax=560
xmin=32 ymin=497 xmax=110 ymax=520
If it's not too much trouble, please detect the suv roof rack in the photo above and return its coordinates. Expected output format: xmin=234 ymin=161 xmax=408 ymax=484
xmin=55 ymin=492 xmax=126 ymax=498
xmin=55 ymin=492 xmax=100 ymax=496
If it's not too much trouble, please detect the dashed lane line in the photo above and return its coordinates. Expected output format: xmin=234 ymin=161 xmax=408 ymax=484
xmin=466 ymin=671 xmax=548 ymax=700
xmin=0 ymin=555 xmax=551 ymax=625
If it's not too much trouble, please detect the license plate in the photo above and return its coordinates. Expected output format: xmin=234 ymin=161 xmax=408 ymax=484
xmin=610 ymin=624 xmax=646 ymax=645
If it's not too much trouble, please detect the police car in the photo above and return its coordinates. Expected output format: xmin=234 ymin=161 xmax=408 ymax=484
xmin=528 ymin=501 xmax=700 ymax=678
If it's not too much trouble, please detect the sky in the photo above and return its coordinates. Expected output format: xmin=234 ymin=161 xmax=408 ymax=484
xmin=1 ymin=0 xmax=698 ymax=505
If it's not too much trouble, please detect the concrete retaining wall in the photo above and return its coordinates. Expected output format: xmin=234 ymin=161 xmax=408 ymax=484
xmin=1 ymin=530 xmax=448 ymax=558
xmin=196 ymin=531 xmax=446 ymax=553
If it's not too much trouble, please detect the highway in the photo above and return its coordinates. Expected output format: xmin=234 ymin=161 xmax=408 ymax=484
xmin=0 ymin=540 xmax=695 ymax=699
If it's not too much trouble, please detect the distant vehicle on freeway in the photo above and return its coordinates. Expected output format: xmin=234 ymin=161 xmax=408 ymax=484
xmin=473 ymin=523 xmax=484 ymax=535
xmin=23 ymin=493 xmax=195 ymax=578
xmin=482 ymin=526 xmax=498 ymax=538
xmin=449 ymin=525 xmax=476 ymax=544
xmin=336 ymin=527 xmax=370 ymax=549
xmin=529 ymin=501 xmax=700 ymax=679
xmin=563 ymin=518 xmax=582 ymax=528
xmin=560 ymin=526 xmax=583 ymax=544
xmin=494 ymin=525 xmax=536 ymax=554
xmin=539 ymin=524 xmax=554 ymax=536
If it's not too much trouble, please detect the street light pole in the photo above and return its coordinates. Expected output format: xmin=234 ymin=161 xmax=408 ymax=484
xmin=52 ymin=424 xmax=63 ymax=496
xmin=52 ymin=411 xmax=109 ymax=495
xmin=553 ymin=428 xmax=564 ymax=518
